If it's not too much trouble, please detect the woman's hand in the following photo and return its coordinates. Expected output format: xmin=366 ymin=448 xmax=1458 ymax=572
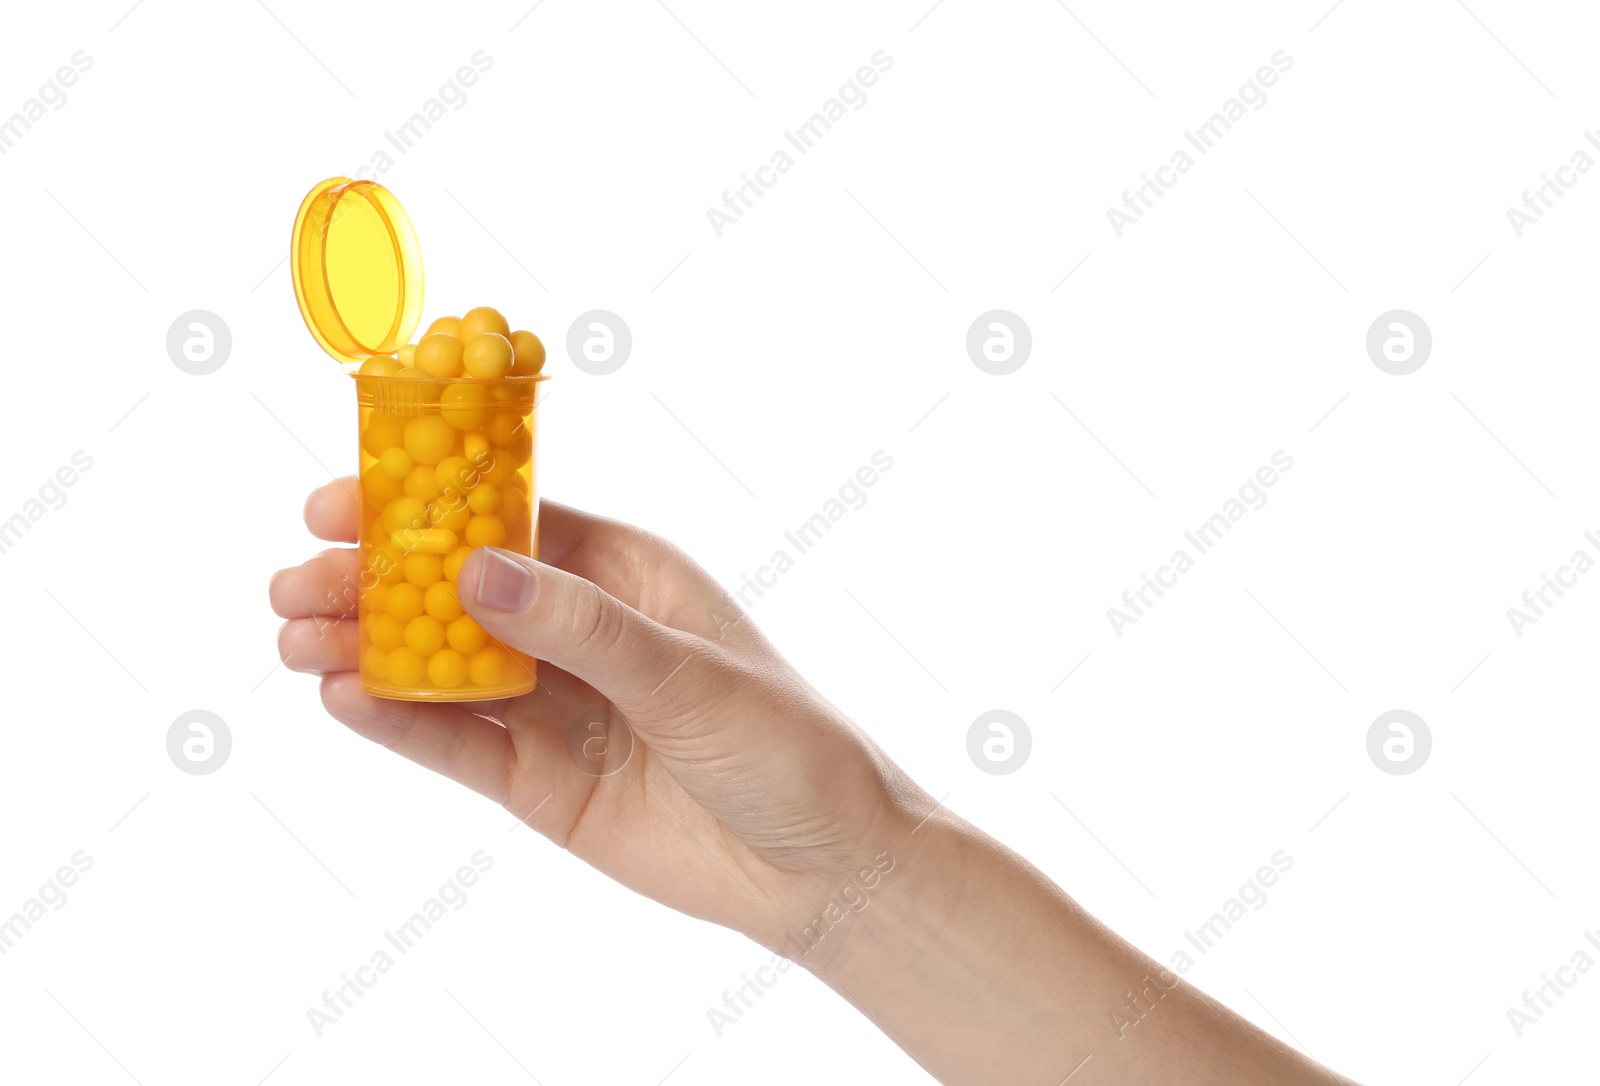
xmin=269 ymin=479 xmax=925 ymax=955
xmin=272 ymin=482 xmax=1360 ymax=1085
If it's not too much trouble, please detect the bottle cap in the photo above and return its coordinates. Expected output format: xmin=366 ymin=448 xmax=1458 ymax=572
xmin=290 ymin=177 xmax=424 ymax=369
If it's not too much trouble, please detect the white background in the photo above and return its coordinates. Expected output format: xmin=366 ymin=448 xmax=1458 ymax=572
xmin=0 ymin=1 xmax=1595 ymax=1082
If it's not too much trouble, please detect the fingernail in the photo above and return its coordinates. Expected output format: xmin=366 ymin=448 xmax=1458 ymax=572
xmin=475 ymin=547 xmax=536 ymax=612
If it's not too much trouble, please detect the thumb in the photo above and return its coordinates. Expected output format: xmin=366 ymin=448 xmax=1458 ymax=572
xmin=459 ymin=546 xmax=700 ymax=714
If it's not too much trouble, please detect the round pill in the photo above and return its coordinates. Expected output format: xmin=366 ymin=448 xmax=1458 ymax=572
xmin=370 ymin=614 xmax=406 ymax=651
xmin=361 ymin=583 xmax=389 ymax=615
xmin=463 ymin=432 xmax=491 ymax=468
xmin=443 ymin=545 xmax=473 ymax=583
xmin=404 ymin=416 xmax=455 ymax=465
xmin=361 ymin=413 xmax=407 ymax=458
xmin=440 ymin=383 xmax=491 ymax=430
xmin=428 ymin=496 xmax=471 ymax=533
xmin=361 ymin=464 xmax=403 ymax=508
xmin=387 ymin=647 xmax=427 ymax=686
xmin=386 ymin=582 xmax=424 ymax=622
xmin=394 ymin=365 xmax=428 ymax=379
xmin=359 ymin=354 xmax=401 ymax=377
xmin=377 ymin=447 xmax=413 ymax=481
xmin=427 ymin=315 xmax=463 ymax=338
xmin=509 ymin=330 xmax=546 ymax=376
xmin=476 ymin=456 xmax=515 ymax=490
xmin=434 ymin=455 xmax=474 ymax=492
xmin=447 ymin=614 xmax=489 ymax=654
xmin=397 ymin=343 xmax=417 ymax=365
xmin=425 ymin=580 xmax=464 ymax=622
xmin=368 ymin=541 xmax=407 ymax=585
xmin=503 ymin=516 xmax=532 ymax=551
xmin=484 ymin=411 xmax=523 ymax=446
xmin=500 ymin=485 xmax=530 ymax=527
xmin=403 ymin=463 xmax=443 ymax=503
xmin=468 ymin=645 xmax=510 ymax=686
xmin=465 ymin=515 xmax=506 ymax=548
xmin=404 ymin=615 xmax=446 ymax=656
xmin=362 ymin=644 xmax=388 ymax=681
xmin=463 ymin=332 xmax=514 ymax=379
xmin=460 ymin=306 xmax=511 ymax=342
xmin=428 ymin=649 xmax=468 ymax=688
xmin=468 ymin=483 xmax=500 ymax=515
xmin=404 ymin=552 xmax=445 ymax=588
xmin=416 ymin=332 xmax=464 ymax=378
xmin=496 ymin=436 xmax=531 ymax=469
xmin=383 ymin=497 xmax=428 ymax=533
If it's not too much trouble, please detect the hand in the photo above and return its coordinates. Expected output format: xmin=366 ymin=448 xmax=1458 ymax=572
xmin=269 ymin=480 xmax=925 ymax=953
xmin=272 ymin=482 xmax=1363 ymax=1085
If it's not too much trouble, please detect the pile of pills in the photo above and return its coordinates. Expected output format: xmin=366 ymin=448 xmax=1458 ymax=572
xmin=353 ymin=306 xmax=543 ymax=697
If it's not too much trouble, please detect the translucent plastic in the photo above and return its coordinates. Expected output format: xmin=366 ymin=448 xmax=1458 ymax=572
xmin=353 ymin=373 xmax=546 ymax=701
xmin=291 ymin=178 xmax=424 ymax=367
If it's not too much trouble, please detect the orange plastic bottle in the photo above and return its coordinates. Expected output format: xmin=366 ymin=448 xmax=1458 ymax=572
xmin=290 ymin=178 xmax=546 ymax=700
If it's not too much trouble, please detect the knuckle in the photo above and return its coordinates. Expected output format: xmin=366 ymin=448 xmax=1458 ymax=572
xmin=567 ymin=580 xmax=625 ymax=657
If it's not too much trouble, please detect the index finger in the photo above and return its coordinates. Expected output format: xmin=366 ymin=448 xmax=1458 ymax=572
xmin=304 ymin=477 xmax=360 ymax=542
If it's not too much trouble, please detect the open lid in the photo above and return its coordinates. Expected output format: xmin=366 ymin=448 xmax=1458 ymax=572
xmin=290 ymin=177 xmax=424 ymax=369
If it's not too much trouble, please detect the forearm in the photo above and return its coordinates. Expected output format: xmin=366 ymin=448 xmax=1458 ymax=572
xmin=798 ymin=811 xmax=1354 ymax=1085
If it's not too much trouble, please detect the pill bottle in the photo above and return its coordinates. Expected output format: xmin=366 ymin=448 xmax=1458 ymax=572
xmin=289 ymin=177 xmax=546 ymax=701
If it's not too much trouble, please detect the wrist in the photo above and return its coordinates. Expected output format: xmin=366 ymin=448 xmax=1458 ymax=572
xmin=773 ymin=794 xmax=965 ymax=980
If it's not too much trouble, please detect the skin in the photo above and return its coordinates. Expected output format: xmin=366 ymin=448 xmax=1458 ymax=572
xmin=271 ymin=480 xmax=1361 ymax=1086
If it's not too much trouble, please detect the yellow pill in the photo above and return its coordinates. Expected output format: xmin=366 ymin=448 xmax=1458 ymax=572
xmin=509 ymin=330 xmax=546 ymax=376
xmin=500 ymin=485 xmax=530 ymax=527
xmin=503 ymin=516 xmax=532 ymax=551
xmin=362 ymin=644 xmax=388 ymax=681
xmin=465 ymin=515 xmax=506 ymax=548
xmin=415 ymin=332 xmax=464 ymax=378
xmin=496 ymin=437 xmax=532 ymax=469
xmin=403 ymin=463 xmax=443 ymax=503
xmin=447 ymin=614 xmax=489 ymax=654
xmin=468 ymin=645 xmax=510 ymax=686
xmin=391 ymin=527 xmax=456 ymax=555
xmin=386 ymin=582 xmax=424 ymax=622
xmin=361 ymin=464 xmax=403 ymax=508
xmin=463 ymin=332 xmax=514 ymax=379
xmin=377 ymin=447 xmax=413 ymax=481
xmin=404 ymin=615 xmax=446 ymax=655
xmin=463 ymin=432 xmax=491 ymax=468
xmin=404 ymin=552 xmax=445 ymax=588
xmin=460 ymin=306 xmax=510 ymax=342
xmin=394 ymin=365 xmax=428 ymax=379
xmin=387 ymin=647 xmax=427 ymax=686
xmin=369 ymin=541 xmax=407 ymax=585
xmin=468 ymin=483 xmax=500 ymax=515
xmin=397 ymin=343 xmax=417 ymax=365
xmin=428 ymin=649 xmax=468 ymax=689
xmin=440 ymin=383 xmax=491 ymax=430
xmin=370 ymin=614 xmax=405 ymax=651
xmin=383 ymin=497 xmax=428 ymax=533
xmin=361 ymin=413 xmax=407 ymax=458
xmin=403 ymin=415 xmax=455 ymax=465
xmin=484 ymin=411 xmax=524 ymax=446
xmin=428 ymin=496 xmax=471 ymax=533
xmin=443 ymin=545 xmax=473 ymax=583
xmin=425 ymin=580 xmax=464 ymax=622
xmin=361 ymin=583 xmax=388 ymax=615
xmin=359 ymin=354 xmax=401 ymax=377
xmin=477 ymin=456 xmax=515 ymax=490
xmin=433 ymin=455 xmax=473 ymax=492
xmin=427 ymin=315 xmax=463 ymax=339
